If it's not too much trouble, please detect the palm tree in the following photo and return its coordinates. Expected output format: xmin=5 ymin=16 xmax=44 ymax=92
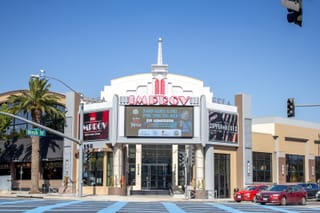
xmin=8 ymin=77 xmax=65 ymax=193
xmin=0 ymin=103 xmax=12 ymax=141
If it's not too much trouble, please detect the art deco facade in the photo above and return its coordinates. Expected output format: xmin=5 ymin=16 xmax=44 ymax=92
xmin=1 ymin=39 xmax=320 ymax=198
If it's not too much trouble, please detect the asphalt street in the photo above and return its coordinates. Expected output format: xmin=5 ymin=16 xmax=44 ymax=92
xmin=1 ymin=193 xmax=320 ymax=213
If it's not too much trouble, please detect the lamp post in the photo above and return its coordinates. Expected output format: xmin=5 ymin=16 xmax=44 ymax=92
xmin=31 ymin=69 xmax=84 ymax=197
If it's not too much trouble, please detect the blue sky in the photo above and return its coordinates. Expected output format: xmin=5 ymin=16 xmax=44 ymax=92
xmin=1 ymin=0 xmax=320 ymax=122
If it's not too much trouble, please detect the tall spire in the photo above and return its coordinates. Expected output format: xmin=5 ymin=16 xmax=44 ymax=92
xmin=152 ymin=37 xmax=168 ymax=73
xmin=157 ymin=38 xmax=163 ymax=65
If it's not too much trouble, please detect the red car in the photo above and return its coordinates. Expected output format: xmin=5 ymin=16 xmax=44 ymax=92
xmin=234 ymin=185 xmax=268 ymax=202
xmin=256 ymin=184 xmax=307 ymax=205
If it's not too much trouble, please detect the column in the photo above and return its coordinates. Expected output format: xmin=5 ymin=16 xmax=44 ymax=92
xmin=113 ymin=144 xmax=123 ymax=187
xmin=135 ymin=144 xmax=142 ymax=190
xmin=273 ymin=136 xmax=279 ymax=184
xmin=205 ymin=145 xmax=214 ymax=198
xmin=63 ymin=91 xmax=80 ymax=193
xmin=172 ymin=145 xmax=178 ymax=187
xmin=195 ymin=144 xmax=204 ymax=190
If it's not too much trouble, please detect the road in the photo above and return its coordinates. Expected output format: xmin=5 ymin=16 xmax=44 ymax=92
xmin=0 ymin=197 xmax=320 ymax=213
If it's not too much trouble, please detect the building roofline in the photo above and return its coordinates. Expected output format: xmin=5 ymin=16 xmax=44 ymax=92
xmin=253 ymin=116 xmax=320 ymax=129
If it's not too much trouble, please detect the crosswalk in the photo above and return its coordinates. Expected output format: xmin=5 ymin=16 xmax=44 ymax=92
xmin=0 ymin=198 xmax=320 ymax=213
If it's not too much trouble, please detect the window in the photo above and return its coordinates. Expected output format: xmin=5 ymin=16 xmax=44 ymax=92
xmin=0 ymin=164 xmax=10 ymax=176
xmin=252 ymin=152 xmax=272 ymax=182
xmin=42 ymin=161 xmax=62 ymax=179
xmin=178 ymin=145 xmax=185 ymax=187
xmin=316 ymin=156 xmax=320 ymax=182
xmin=128 ymin=145 xmax=136 ymax=186
xmin=83 ymin=152 xmax=104 ymax=186
xmin=15 ymin=163 xmax=31 ymax=180
xmin=106 ymin=152 xmax=113 ymax=186
xmin=286 ymin=154 xmax=304 ymax=182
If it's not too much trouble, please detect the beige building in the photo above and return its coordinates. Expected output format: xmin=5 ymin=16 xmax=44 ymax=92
xmin=252 ymin=117 xmax=320 ymax=185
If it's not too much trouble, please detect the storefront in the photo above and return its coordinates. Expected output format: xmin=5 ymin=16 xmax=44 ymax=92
xmin=252 ymin=117 xmax=320 ymax=185
xmin=62 ymin=38 xmax=252 ymax=198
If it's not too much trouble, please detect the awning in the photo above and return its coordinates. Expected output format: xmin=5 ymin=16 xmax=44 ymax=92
xmin=0 ymin=136 xmax=63 ymax=163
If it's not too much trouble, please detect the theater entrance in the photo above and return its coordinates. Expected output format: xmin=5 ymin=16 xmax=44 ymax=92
xmin=141 ymin=145 xmax=172 ymax=190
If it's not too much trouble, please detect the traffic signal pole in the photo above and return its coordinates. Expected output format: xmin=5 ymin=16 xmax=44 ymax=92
xmin=0 ymin=111 xmax=80 ymax=144
xmin=295 ymin=104 xmax=320 ymax=107
xmin=286 ymin=98 xmax=320 ymax=118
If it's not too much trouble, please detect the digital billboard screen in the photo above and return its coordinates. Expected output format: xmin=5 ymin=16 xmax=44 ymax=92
xmin=208 ymin=111 xmax=238 ymax=144
xmin=125 ymin=106 xmax=193 ymax=138
xmin=83 ymin=110 xmax=109 ymax=141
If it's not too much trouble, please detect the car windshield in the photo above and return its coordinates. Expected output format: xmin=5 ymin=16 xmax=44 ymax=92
xmin=298 ymin=183 xmax=318 ymax=189
xmin=267 ymin=185 xmax=288 ymax=192
xmin=245 ymin=186 xmax=256 ymax=190
xmin=298 ymin=183 xmax=307 ymax=188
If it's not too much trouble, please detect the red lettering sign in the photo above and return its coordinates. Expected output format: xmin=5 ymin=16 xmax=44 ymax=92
xmin=128 ymin=95 xmax=190 ymax=106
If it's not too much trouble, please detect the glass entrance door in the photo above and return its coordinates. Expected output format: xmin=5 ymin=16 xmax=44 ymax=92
xmin=214 ymin=153 xmax=230 ymax=198
xmin=141 ymin=145 xmax=172 ymax=190
xmin=142 ymin=164 xmax=168 ymax=189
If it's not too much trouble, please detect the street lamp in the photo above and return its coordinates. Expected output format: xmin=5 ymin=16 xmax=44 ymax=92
xmin=30 ymin=69 xmax=84 ymax=197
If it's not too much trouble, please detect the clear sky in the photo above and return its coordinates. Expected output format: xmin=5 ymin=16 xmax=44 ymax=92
xmin=1 ymin=0 xmax=320 ymax=122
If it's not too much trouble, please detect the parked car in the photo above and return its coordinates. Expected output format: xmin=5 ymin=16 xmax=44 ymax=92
xmin=316 ymin=190 xmax=320 ymax=201
xmin=256 ymin=184 xmax=307 ymax=205
xmin=296 ymin=183 xmax=320 ymax=199
xmin=234 ymin=184 xmax=268 ymax=202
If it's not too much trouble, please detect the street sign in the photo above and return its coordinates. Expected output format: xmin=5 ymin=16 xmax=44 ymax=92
xmin=26 ymin=128 xmax=46 ymax=137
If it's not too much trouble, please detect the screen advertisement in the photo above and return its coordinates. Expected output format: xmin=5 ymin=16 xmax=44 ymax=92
xmin=125 ymin=106 xmax=193 ymax=138
xmin=83 ymin=110 xmax=109 ymax=141
xmin=208 ymin=111 xmax=238 ymax=144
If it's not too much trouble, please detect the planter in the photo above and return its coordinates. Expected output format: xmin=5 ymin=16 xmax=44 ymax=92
xmin=108 ymin=187 xmax=127 ymax=196
xmin=195 ymin=190 xmax=208 ymax=199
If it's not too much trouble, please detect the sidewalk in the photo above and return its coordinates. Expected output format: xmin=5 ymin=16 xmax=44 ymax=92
xmin=1 ymin=190 xmax=233 ymax=202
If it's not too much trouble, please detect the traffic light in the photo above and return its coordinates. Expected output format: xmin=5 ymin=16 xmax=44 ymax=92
xmin=178 ymin=151 xmax=185 ymax=167
xmin=287 ymin=98 xmax=295 ymax=117
xmin=281 ymin=0 xmax=302 ymax=27
xmin=86 ymin=151 xmax=91 ymax=162
xmin=83 ymin=150 xmax=91 ymax=163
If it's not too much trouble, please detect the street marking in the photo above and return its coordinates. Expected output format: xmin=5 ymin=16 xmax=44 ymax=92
xmin=23 ymin=200 xmax=84 ymax=213
xmin=207 ymin=203 xmax=245 ymax=213
xmin=0 ymin=200 xmax=44 ymax=205
xmin=97 ymin=201 xmax=128 ymax=213
xmin=162 ymin=202 xmax=186 ymax=213
xmin=256 ymin=204 xmax=299 ymax=213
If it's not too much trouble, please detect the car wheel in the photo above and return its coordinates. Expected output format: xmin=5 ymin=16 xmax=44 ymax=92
xmin=281 ymin=197 xmax=287 ymax=206
xmin=260 ymin=202 xmax=266 ymax=205
xmin=301 ymin=197 xmax=306 ymax=205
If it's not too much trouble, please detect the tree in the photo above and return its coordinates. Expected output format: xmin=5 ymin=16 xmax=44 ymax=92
xmin=0 ymin=103 xmax=12 ymax=141
xmin=8 ymin=77 xmax=65 ymax=193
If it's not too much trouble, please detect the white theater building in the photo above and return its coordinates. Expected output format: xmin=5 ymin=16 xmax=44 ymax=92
xmin=63 ymin=38 xmax=252 ymax=198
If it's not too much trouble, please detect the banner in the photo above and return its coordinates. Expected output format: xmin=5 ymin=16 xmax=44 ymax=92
xmin=208 ymin=111 xmax=238 ymax=143
xmin=83 ymin=110 xmax=109 ymax=141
